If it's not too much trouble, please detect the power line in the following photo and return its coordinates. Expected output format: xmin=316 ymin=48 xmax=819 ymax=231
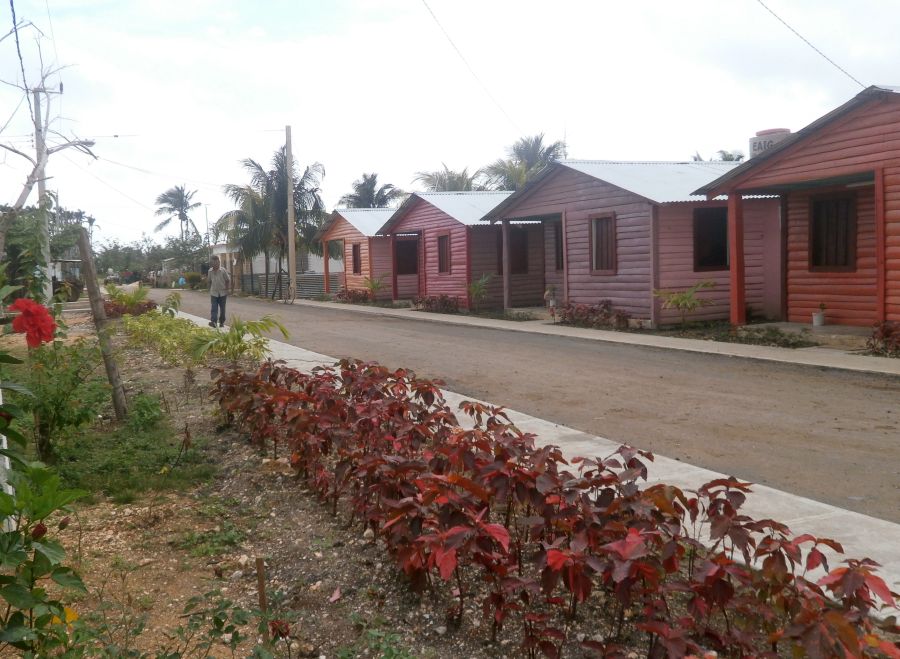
xmin=61 ymin=154 xmax=156 ymax=212
xmin=96 ymin=156 xmax=224 ymax=190
xmin=419 ymin=0 xmax=521 ymax=133
xmin=755 ymin=0 xmax=865 ymax=89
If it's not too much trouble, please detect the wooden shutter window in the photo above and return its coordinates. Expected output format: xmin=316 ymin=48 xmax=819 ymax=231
xmin=351 ymin=244 xmax=362 ymax=275
xmin=591 ymin=216 xmax=616 ymax=273
xmin=809 ymin=195 xmax=856 ymax=272
xmin=437 ymin=234 xmax=450 ymax=274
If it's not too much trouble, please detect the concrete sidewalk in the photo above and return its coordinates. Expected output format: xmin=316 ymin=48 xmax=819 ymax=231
xmin=182 ymin=311 xmax=900 ymax=601
xmin=272 ymin=298 xmax=900 ymax=377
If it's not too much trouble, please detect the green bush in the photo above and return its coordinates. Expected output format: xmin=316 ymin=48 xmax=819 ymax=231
xmin=123 ymin=310 xmax=216 ymax=366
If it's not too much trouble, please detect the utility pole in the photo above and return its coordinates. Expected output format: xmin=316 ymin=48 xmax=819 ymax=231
xmin=285 ymin=126 xmax=297 ymax=303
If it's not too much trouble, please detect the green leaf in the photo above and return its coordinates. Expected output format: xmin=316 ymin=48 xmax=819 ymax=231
xmin=0 ymin=532 xmax=27 ymax=569
xmin=51 ymin=567 xmax=86 ymax=592
xmin=32 ymin=540 xmax=66 ymax=565
xmin=0 ymin=624 xmax=36 ymax=644
xmin=0 ymin=583 xmax=39 ymax=608
xmin=0 ymin=352 xmax=22 ymax=364
xmin=0 ymin=381 xmax=34 ymax=397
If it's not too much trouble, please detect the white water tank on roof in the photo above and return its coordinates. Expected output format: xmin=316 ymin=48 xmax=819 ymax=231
xmin=749 ymin=128 xmax=791 ymax=158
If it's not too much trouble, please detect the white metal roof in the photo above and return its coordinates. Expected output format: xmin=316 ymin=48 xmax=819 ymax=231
xmin=415 ymin=191 xmax=512 ymax=225
xmin=559 ymin=160 xmax=741 ymax=203
xmin=332 ymin=208 xmax=396 ymax=237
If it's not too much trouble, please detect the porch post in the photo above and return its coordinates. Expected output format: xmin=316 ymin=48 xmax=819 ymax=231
xmin=322 ymin=240 xmax=330 ymax=294
xmin=728 ymin=192 xmax=747 ymax=325
xmin=561 ymin=211 xmax=569 ymax=303
xmin=502 ymin=220 xmax=511 ymax=309
xmin=875 ymin=167 xmax=886 ymax=322
xmin=391 ymin=235 xmax=398 ymax=302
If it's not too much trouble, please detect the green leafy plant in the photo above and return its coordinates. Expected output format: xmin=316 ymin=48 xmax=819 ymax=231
xmin=654 ymin=280 xmax=716 ymax=326
xmin=363 ymin=275 xmax=385 ymax=301
xmin=191 ymin=315 xmax=288 ymax=365
xmin=104 ymin=283 xmax=157 ymax=317
xmin=467 ymin=273 xmax=492 ymax=313
xmin=161 ymin=290 xmax=182 ymax=317
xmin=123 ymin=310 xmax=216 ymax=366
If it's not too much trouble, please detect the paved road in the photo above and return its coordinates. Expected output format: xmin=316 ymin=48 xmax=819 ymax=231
xmin=160 ymin=290 xmax=900 ymax=523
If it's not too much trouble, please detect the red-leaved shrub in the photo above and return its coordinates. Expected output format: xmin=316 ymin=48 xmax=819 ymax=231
xmin=553 ymin=299 xmax=630 ymax=329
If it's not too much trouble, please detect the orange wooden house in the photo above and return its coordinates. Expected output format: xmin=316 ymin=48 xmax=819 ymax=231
xmin=319 ymin=208 xmax=396 ymax=300
xmin=697 ymin=85 xmax=900 ymax=327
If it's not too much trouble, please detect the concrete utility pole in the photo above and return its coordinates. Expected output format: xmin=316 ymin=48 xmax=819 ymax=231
xmin=285 ymin=125 xmax=297 ymax=302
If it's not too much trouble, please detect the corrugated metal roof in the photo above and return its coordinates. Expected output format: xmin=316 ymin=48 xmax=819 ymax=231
xmin=332 ymin=208 xmax=396 ymax=236
xmin=559 ymin=160 xmax=741 ymax=203
xmin=413 ymin=191 xmax=513 ymax=225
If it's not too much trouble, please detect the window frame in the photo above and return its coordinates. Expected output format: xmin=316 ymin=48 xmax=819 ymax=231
xmin=808 ymin=193 xmax=857 ymax=273
xmin=351 ymin=243 xmax=362 ymax=275
xmin=437 ymin=233 xmax=451 ymax=274
xmin=692 ymin=206 xmax=729 ymax=273
xmin=589 ymin=214 xmax=617 ymax=275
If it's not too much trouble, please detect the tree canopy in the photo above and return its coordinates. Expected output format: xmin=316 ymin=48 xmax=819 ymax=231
xmin=339 ymin=173 xmax=405 ymax=208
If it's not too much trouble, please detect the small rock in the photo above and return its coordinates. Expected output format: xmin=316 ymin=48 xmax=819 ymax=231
xmin=576 ymin=633 xmax=586 ymax=642
xmin=314 ymin=551 xmax=323 ymax=559
xmin=222 ymin=633 xmax=232 ymax=643
xmin=435 ymin=625 xmax=447 ymax=636
xmin=238 ymin=554 xmax=250 ymax=567
xmin=230 ymin=570 xmax=243 ymax=581
xmin=309 ymin=580 xmax=322 ymax=591
xmin=363 ymin=528 xmax=374 ymax=540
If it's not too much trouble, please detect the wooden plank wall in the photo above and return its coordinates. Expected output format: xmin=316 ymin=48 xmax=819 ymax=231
xmin=785 ymin=186 xmax=877 ymax=326
xmin=656 ymin=198 xmax=781 ymax=324
xmin=391 ymin=199 xmax=469 ymax=306
xmin=469 ymin=225 xmax=503 ymax=308
xmin=369 ymin=237 xmax=394 ymax=300
xmin=886 ymin=166 xmax=900 ymax=321
xmin=322 ymin=216 xmax=370 ymax=292
xmin=496 ymin=167 xmax=654 ymax=318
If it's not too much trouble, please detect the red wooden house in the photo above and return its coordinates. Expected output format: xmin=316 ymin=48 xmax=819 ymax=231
xmin=319 ymin=208 xmax=395 ymax=300
xmin=697 ymin=85 xmax=900 ymax=327
xmin=378 ymin=191 xmax=541 ymax=309
xmin=485 ymin=160 xmax=782 ymax=326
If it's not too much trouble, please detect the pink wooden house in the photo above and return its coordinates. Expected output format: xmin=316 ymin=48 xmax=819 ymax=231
xmin=377 ymin=191 xmax=547 ymax=309
xmin=485 ymin=161 xmax=783 ymax=326
xmin=696 ymin=86 xmax=900 ymax=327
xmin=319 ymin=208 xmax=395 ymax=300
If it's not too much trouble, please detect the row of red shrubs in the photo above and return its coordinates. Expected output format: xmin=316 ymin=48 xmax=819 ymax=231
xmin=211 ymin=359 xmax=899 ymax=658
xmin=102 ymin=299 xmax=157 ymax=318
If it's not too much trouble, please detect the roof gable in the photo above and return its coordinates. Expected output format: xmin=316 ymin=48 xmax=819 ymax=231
xmin=695 ymin=85 xmax=900 ymax=196
xmin=331 ymin=208 xmax=395 ymax=237
xmin=379 ymin=191 xmax=512 ymax=233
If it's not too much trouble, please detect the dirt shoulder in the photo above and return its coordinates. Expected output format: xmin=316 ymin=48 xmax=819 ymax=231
xmin=157 ymin=289 xmax=900 ymax=523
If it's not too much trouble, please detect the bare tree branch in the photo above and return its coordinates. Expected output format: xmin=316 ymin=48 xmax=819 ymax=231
xmin=0 ymin=142 xmax=36 ymax=165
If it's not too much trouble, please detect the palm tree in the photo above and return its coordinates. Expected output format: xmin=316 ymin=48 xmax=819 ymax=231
xmin=339 ymin=173 xmax=405 ymax=208
xmin=219 ymin=149 xmax=326 ymax=296
xmin=716 ymin=149 xmax=745 ymax=162
xmin=154 ymin=185 xmax=201 ymax=240
xmin=413 ymin=164 xmax=484 ymax=192
xmin=483 ymin=134 xmax=566 ymax=191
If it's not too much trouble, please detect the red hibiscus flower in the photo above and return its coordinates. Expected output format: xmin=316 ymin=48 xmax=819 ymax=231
xmin=9 ymin=298 xmax=56 ymax=348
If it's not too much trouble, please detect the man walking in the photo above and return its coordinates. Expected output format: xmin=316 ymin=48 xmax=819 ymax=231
xmin=208 ymin=256 xmax=231 ymax=328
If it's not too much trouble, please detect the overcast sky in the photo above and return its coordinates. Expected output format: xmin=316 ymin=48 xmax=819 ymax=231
xmin=1 ymin=0 xmax=898 ymax=246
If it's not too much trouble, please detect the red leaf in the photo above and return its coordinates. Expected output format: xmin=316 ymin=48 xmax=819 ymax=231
xmin=864 ymin=573 xmax=897 ymax=606
xmin=481 ymin=523 xmax=510 ymax=552
xmin=437 ymin=548 xmax=457 ymax=581
xmin=329 ymin=587 xmax=342 ymax=603
xmin=806 ymin=547 xmax=827 ymax=572
xmin=546 ymin=549 xmax=569 ymax=571
xmin=602 ymin=528 xmax=648 ymax=560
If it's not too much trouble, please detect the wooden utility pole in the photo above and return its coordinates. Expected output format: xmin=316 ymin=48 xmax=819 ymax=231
xmin=285 ymin=126 xmax=297 ymax=302
xmin=77 ymin=227 xmax=128 ymax=420
xmin=32 ymin=87 xmax=54 ymax=303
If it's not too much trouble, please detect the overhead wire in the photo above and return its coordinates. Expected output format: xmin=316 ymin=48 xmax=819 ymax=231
xmin=419 ymin=0 xmax=521 ymax=133
xmin=754 ymin=0 xmax=865 ymax=89
xmin=61 ymin=153 xmax=156 ymax=213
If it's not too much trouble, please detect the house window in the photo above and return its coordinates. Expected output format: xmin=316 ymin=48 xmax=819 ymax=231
xmin=437 ymin=234 xmax=450 ymax=274
xmin=351 ymin=243 xmax=362 ymax=275
xmin=810 ymin=195 xmax=856 ymax=271
xmin=396 ymin=239 xmax=418 ymax=275
xmin=590 ymin=215 xmax=616 ymax=273
xmin=554 ymin=222 xmax=564 ymax=271
xmin=693 ymin=207 xmax=728 ymax=271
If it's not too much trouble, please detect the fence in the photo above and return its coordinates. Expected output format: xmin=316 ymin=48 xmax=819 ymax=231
xmin=239 ymin=272 xmax=342 ymax=299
